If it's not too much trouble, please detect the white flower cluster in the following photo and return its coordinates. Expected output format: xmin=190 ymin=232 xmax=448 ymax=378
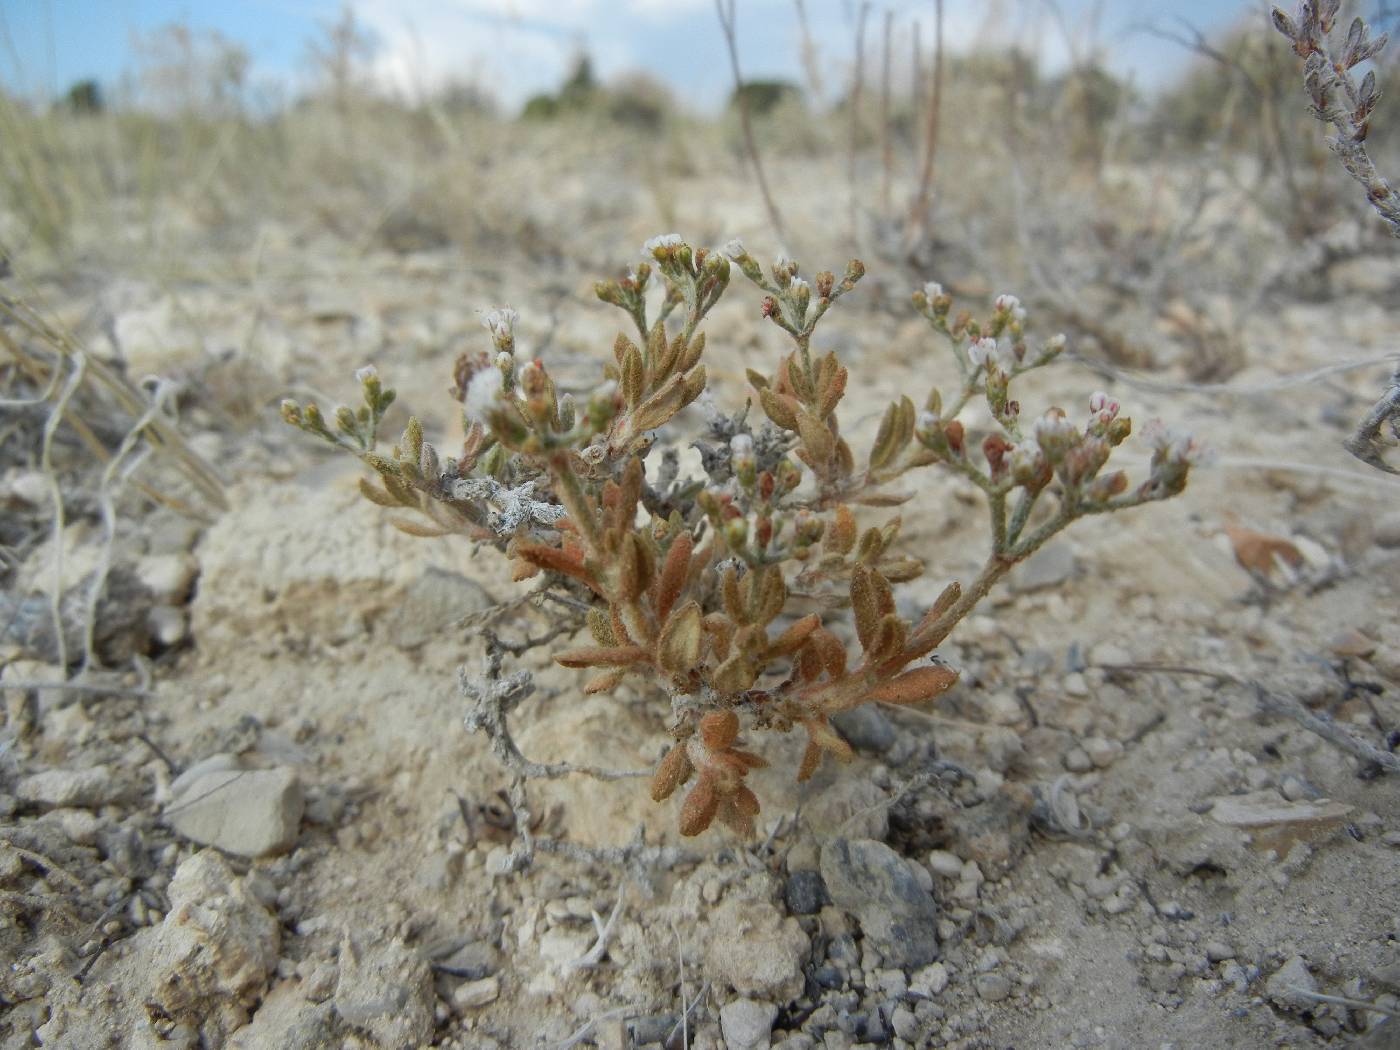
xmin=355 ymin=364 xmax=379 ymax=384
xmin=479 ymin=307 xmax=518 ymax=344
xmin=643 ymin=233 xmax=685 ymax=257
xmin=1088 ymin=391 xmax=1120 ymax=425
xmin=968 ymin=337 xmax=1017 ymax=375
xmin=722 ymin=238 xmax=747 ymax=260
xmin=923 ymin=281 xmax=945 ymax=301
xmin=1141 ymin=420 xmax=1204 ymax=466
xmin=994 ymin=293 xmax=1027 ymax=323
xmin=465 ymin=366 xmax=505 ymax=422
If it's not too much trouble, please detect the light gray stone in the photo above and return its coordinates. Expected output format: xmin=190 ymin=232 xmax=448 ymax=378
xmin=16 ymin=765 xmax=119 ymax=808
xmin=720 ymin=998 xmax=778 ymax=1050
xmin=1266 ymin=955 xmax=1318 ymax=1011
xmin=166 ymin=767 xmax=303 ymax=858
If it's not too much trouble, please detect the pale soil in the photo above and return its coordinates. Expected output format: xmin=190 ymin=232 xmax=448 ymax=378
xmin=2 ymin=144 xmax=1399 ymax=1050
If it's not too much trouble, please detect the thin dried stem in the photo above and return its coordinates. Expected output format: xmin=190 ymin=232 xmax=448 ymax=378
xmin=715 ymin=0 xmax=790 ymax=250
xmin=906 ymin=0 xmax=944 ymax=247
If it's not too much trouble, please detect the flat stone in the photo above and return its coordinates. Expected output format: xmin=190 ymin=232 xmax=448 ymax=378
xmin=974 ymin=972 xmax=1012 ymax=1001
xmin=820 ymin=838 xmax=939 ymax=968
xmin=450 ymin=976 xmax=500 ymax=1011
xmin=166 ymin=767 xmax=303 ymax=858
xmin=1209 ymin=792 xmax=1352 ymax=828
xmin=720 ymin=998 xmax=778 ymax=1050
xmin=1265 ymin=954 xmax=1318 ymax=1011
xmin=15 ymin=765 xmax=119 ymax=808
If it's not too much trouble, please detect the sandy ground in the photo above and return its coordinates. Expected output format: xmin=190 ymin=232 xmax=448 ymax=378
xmin=2 ymin=140 xmax=1400 ymax=1050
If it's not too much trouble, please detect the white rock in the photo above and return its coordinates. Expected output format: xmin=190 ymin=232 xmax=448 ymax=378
xmin=910 ymin=962 xmax=949 ymax=998
xmin=148 ymin=851 xmax=280 ymax=1038
xmin=926 ymin=850 xmax=963 ymax=879
xmin=720 ymin=998 xmax=778 ymax=1050
xmin=450 ymin=976 xmax=500 ymax=1011
xmin=16 ymin=765 xmax=119 ymax=808
xmin=1266 ymin=955 xmax=1318 ymax=1011
xmin=704 ymin=898 xmax=809 ymax=1000
xmin=166 ymin=766 xmax=303 ymax=857
xmin=137 ymin=553 xmax=198 ymax=601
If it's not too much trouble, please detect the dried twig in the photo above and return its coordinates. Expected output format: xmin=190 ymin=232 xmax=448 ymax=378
xmin=1342 ymin=364 xmax=1400 ymax=474
xmin=715 ymin=0 xmax=790 ymax=249
xmin=907 ymin=0 xmax=945 ymax=248
xmin=848 ymin=2 xmax=872 ymax=248
xmin=1098 ymin=662 xmax=1400 ymax=776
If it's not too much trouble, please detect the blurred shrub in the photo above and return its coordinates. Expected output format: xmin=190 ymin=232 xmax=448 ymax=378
xmin=62 ymin=80 xmax=104 ymax=115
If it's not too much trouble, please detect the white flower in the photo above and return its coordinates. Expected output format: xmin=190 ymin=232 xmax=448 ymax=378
xmin=994 ymin=293 xmax=1026 ymax=322
xmin=968 ymin=337 xmax=1014 ymax=373
xmin=1142 ymin=420 xmax=1203 ymax=462
xmin=729 ymin=433 xmax=755 ymax=460
xmin=1088 ymin=391 xmax=1119 ymax=423
xmin=1033 ymin=412 xmax=1077 ymax=447
xmin=923 ymin=281 xmax=945 ymax=300
xmin=1009 ymin=440 xmax=1042 ymax=478
xmin=465 ymin=366 xmax=505 ymax=420
xmin=722 ymin=238 xmax=747 ymax=260
xmin=643 ymin=233 xmax=684 ymax=257
xmin=916 ymin=410 xmax=940 ymax=432
xmin=479 ymin=307 xmax=518 ymax=343
xmin=355 ymin=365 xmax=379 ymax=384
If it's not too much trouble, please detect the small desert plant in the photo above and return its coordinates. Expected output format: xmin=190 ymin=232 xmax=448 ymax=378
xmin=283 ymin=236 xmax=1199 ymax=839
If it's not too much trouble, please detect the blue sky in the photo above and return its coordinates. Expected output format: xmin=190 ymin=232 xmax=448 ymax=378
xmin=0 ymin=1 xmax=1263 ymax=112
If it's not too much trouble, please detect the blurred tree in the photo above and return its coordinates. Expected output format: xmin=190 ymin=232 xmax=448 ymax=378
xmin=62 ymin=80 xmax=103 ymax=115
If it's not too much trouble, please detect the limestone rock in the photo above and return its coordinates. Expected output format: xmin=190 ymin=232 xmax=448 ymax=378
xmin=704 ymin=898 xmax=809 ymax=1000
xmin=166 ymin=766 xmax=303 ymax=858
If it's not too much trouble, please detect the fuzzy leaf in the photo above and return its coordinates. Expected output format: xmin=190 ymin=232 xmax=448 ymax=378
xmin=651 ymin=745 xmax=693 ymax=801
xmin=759 ymin=386 xmax=799 ymax=430
xmin=391 ymin=517 xmax=451 ymax=538
xmin=767 ymin=613 xmax=821 ymax=658
xmin=358 ymin=477 xmax=401 ymax=508
xmin=746 ymin=368 xmax=770 ymax=390
xmin=587 ymin=607 xmax=616 ymax=646
xmin=795 ymin=408 xmax=834 ymax=464
xmin=584 ymin=669 xmax=626 ymax=694
xmin=555 ymin=645 xmax=648 ymax=668
xmin=713 ymin=653 xmax=758 ymax=693
xmin=861 ymin=664 xmax=960 ymax=707
xmin=700 ymin=710 xmax=740 ymax=750
xmin=657 ymin=600 xmax=704 ymax=674
xmin=679 ymin=773 xmax=719 ymax=836
xmin=797 ymin=740 xmax=822 ymax=782
xmin=850 ymin=565 xmax=893 ymax=651
xmin=621 ymin=343 xmax=645 ymax=408
xmin=806 ymin=717 xmax=853 ymax=762
xmin=654 ymin=531 xmax=694 ymax=622
xmin=515 ymin=541 xmax=596 ymax=588
xmin=827 ymin=505 xmax=857 ymax=555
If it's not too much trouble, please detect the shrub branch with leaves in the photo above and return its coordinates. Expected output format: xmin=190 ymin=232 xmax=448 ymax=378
xmin=283 ymin=235 xmax=1198 ymax=839
xmin=1271 ymin=1 xmax=1400 ymax=473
